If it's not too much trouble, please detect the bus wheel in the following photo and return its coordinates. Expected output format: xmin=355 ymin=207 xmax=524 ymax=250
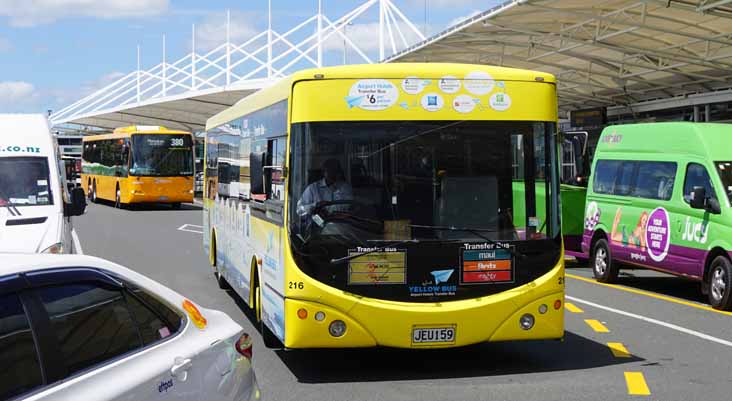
xmin=592 ymin=239 xmax=618 ymax=283
xmin=254 ymin=272 xmax=283 ymax=348
xmin=91 ymin=181 xmax=98 ymax=203
xmin=708 ymin=256 xmax=732 ymax=310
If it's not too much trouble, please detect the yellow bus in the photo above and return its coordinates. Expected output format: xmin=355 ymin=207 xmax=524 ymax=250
xmin=203 ymin=63 xmax=564 ymax=348
xmin=82 ymin=126 xmax=195 ymax=208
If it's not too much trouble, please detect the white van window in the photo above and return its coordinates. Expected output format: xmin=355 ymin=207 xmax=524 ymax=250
xmin=0 ymin=156 xmax=53 ymax=206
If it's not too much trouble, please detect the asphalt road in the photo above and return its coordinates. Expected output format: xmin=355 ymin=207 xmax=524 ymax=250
xmin=74 ymin=201 xmax=732 ymax=401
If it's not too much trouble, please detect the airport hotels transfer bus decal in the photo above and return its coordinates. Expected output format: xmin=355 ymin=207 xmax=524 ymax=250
xmin=203 ymin=63 xmax=564 ymax=349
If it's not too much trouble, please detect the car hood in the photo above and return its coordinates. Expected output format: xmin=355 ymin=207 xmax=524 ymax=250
xmin=0 ymin=205 xmax=61 ymax=253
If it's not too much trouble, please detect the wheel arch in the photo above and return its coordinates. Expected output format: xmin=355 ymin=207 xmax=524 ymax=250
xmin=703 ymin=246 xmax=729 ymax=286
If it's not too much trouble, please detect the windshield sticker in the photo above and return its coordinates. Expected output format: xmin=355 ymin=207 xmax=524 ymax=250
xmin=464 ymin=71 xmax=495 ymax=95
xmin=348 ymin=248 xmax=406 ymax=285
xmin=0 ymin=145 xmax=41 ymax=154
xmin=401 ymin=76 xmax=428 ymax=95
xmin=346 ymin=79 xmax=398 ymax=111
xmin=420 ymin=93 xmax=444 ymax=112
xmin=37 ymin=179 xmax=47 ymax=186
xmin=409 ymin=269 xmax=457 ymax=297
xmin=452 ymin=94 xmax=477 ymax=113
xmin=461 ymin=244 xmax=514 ymax=284
xmin=489 ymin=92 xmax=512 ymax=111
xmin=438 ymin=75 xmax=461 ymax=93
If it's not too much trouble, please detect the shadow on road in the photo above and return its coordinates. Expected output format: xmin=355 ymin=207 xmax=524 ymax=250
xmin=89 ymin=199 xmax=202 ymax=211
xmin=613 ymin=274 xmax=706 ymax=304
xmin=273 ymin=331 xmax=642 ymax=383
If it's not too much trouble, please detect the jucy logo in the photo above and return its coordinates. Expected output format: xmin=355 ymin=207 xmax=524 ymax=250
xmin=682 ymin=216 xmax=709 ymax=244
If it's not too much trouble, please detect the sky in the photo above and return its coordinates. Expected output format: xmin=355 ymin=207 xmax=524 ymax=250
xmin=0 ymin=0 xmax=501 ymax=115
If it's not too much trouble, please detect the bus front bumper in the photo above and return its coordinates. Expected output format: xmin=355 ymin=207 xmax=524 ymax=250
xmin=283 ymin=263 xmax=564 ymax=349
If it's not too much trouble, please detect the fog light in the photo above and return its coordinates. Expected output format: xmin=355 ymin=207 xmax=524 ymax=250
xmin=297 ymin=308 xmax=308 ymax=320
xmin=328 ymin=320 xmax=346 ymax=337
xmin=538 ymin=304 xmax=548 ymax=314
xmin=519 ymin=314 xmax=535 ymax=330
xmin=554 ymin=299 xmax=562 ymax=310
xmin=314 ymin=311 xmax=326 ymax=321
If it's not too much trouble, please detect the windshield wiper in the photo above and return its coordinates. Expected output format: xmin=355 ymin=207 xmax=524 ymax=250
xmin=409 ymin=224 xmax=526 ymax=259
xmin=329 ymin=238 xmax=461 ymax=265
xmin=0 ymin=188 xmax=21 ymax=216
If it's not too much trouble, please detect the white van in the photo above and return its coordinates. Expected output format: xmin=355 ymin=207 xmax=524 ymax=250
xmin=0 ymin=114 xmax=86 ymax=253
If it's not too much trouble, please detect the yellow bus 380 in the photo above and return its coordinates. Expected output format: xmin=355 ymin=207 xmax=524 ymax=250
xmin=82 ymin=126 xmax=195 ymax=208
xmin=203 ymin=63 xmax=564 ymax=349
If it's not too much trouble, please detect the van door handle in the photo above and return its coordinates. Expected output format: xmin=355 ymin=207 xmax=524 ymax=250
xmin=170 ymin=357 xmax=192 ymax=380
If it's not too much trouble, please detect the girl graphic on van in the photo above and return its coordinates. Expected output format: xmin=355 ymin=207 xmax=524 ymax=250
xmin=610 ymin=207 xmax=649 ymax=250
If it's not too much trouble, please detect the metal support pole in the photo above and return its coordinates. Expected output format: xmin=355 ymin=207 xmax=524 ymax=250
xmin=379 ymin=0 xmax=385 ymax=61
xmin=226 ymin=9 xmax=231 ymax=86
xmin=268 ymin=0 xmax=274 ymax=75
xmin=162 ymin=34 xmax=167 ymax=96
xmin=693 ymin=105 xmax=700 ymax=122
xmin=317 ymin=0 xmax=322 ymax=68
xmin=705 ymin=104 xmax=711 ymax=122
xmin=192 ymin=24 xmax=196 ymax=90
xmin=136 ymin=45 xmax=141 ymax=102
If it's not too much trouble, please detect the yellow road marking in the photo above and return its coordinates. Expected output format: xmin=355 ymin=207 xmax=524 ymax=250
xmin=566 ymin=273 xmax=732 ymax=316
xmin=584 ymin=319 xmax=609 ymax=333
xmin=565 ymin=302 xmax=584 ymax=313
xmin=607 ymin=342 xmax=631 ymax=358
xmin=625 ymin=372 xmax=651 ymax=396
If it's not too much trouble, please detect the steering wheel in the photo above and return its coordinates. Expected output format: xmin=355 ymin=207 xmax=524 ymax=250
xmin=309 ymin=200 xmax=382 ymax=232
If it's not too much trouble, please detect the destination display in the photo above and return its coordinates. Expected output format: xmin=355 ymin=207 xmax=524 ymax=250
xmin=348 ymin=248 xmax=407 ymax=285
xmin=460 ymin=244 xmax=514 ymax=284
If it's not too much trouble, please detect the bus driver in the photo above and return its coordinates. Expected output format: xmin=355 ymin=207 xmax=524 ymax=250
xmin=296 ymin=158 xmax=353 ymax=218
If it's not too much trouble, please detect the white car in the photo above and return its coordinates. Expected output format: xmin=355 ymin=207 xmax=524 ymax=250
xmin=0 ymin=253 xmax=261 ymax=401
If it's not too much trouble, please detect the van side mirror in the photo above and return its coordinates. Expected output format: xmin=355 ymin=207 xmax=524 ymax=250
xmin=706 ymin=197 xmax=722 ymax=214
xmin=65 ymin=187 xmax=87 ymax=217
xmin=690 ymin=186 xmax=706 ymax=209
xmin=250 ymin=152 xmax=266 ymax=196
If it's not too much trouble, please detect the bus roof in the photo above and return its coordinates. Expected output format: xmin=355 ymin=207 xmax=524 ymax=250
xmin=83 ymin=125 xmax=191 ymax=142
xmin=0 ymin=114 xmax=54 ymax=157
xmin=206 ymin=63 xmax=556 ymax=131
xmin=598 ymin=122 xmax=732 ymax=161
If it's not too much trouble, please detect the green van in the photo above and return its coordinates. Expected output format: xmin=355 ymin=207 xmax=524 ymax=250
xmin=582 ymin=122 xmax=732 ymax=310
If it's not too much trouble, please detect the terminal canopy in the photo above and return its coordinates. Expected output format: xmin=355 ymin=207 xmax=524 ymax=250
xmin=386 ymin=0 xmax=732 ymax=116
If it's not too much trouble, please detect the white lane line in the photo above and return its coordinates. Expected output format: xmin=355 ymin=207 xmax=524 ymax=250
xmin=71 ymin=229 xmax=84 ymax=255
xmin=567 ymin=295 xmax=732 ymax=349
xmin=177 ymin=224 xmax=203 ymax=234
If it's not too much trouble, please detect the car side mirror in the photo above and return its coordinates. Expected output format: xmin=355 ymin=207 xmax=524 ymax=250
xmin=706 ymin=197 xmax=722 ymax=214
xmin=65 ymin=187 xmax=87 ymax=216
xmin=690 ymin=186 xmax=706 ymax=209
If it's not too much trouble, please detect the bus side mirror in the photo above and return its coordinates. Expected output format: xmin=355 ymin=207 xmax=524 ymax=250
xmin=65 ymin=187 xmax=87 ymax=217
xmin=690 ymin=186 xmax=706 ymax=209
xmin=250 ymin=152 xmax=266 ymax=196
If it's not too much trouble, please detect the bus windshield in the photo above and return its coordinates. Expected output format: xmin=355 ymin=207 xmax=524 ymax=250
xmin=130 ymin=134 xmax=193 ymax=177
xmin=288 ymin=120 xmax=560 ymax=302
xmin=0 ymin=156 xmax=53 ymax=206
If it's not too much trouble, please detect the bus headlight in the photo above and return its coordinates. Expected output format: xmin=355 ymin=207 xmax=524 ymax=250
xmin=328 ymin=320 xmax=346 ymax=337
xmin=519 ymin=314 xmax=535 ymax=330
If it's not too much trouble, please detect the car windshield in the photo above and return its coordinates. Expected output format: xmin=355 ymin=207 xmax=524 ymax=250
xmin=0 ymin=156 xmax=53 ymax=206
xmin=715 ymin=161 xmax=732 ymax=204
xmin=129 ymin=134 xmax=193 ymax=177
xmin=290 ymin=120 xmax=559 ymax=244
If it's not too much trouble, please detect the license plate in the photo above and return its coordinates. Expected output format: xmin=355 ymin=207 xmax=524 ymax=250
xmin=159 ymin=196 xmax=169 ymax=201
xmin=411 ymin=325 xmax=456 ymax=346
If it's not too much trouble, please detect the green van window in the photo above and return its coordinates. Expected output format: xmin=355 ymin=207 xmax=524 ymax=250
xmin=683 ymin=163 xmax=716 ymax=204
xmin=615 ymin=161 xmax=636 ymax=196
xmin=633 ymin=161 xmax=676 ymax=201
xmin=593 ymin=159 xmax=620 ymax=194
xmin=715 ymin=162 xmax=732 ymax=204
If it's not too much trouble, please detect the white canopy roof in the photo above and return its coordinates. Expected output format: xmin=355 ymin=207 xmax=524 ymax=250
xmin=386 ymin=0 xmax=732 ymax=116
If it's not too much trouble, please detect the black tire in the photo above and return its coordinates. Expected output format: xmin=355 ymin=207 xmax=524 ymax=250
xmin=87 ymin=180 xmax=93 ymax=201
xmin=708 ymin=256 xmax=732 ymax=310
xmin=171 ymin=202 xmax=181 ymax=209
xmin=91 ymin=181 xmax=98 ymax=204
xmin=591 ymin=238 xmax=619 ymax=283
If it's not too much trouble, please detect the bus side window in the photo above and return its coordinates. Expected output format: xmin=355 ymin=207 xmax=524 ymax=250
xmin=269 ymin=137 xmax=286 ymax=201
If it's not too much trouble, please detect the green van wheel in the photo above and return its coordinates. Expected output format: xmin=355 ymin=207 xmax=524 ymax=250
xmin=592 ymin=238 xmax=618 ymax=283
xmin=708 ymin=256 xmax=732 ymax=311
